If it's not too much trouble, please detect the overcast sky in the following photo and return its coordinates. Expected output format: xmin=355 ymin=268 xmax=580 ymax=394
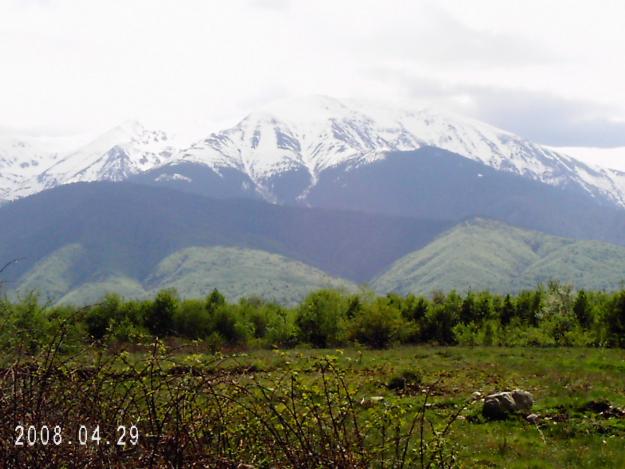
xmin=2 ymin=0 xmax=625 ymax=154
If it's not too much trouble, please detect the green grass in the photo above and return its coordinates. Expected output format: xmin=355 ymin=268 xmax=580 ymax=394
xmin=199 ymin=345 xmax=625 ymax=467
xmin=5 ymin=343 xmax=625 ymax=466
xmin=373 ymin=218 xmax=625 ymax=294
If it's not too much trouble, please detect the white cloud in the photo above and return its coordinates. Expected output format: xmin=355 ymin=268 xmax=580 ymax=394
xmin=1 ymin=0 xmax=624 ymax=152
xmin=552 ymin=147 xmax=625 ymax=172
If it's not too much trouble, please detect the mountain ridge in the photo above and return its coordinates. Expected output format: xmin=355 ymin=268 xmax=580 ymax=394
xmin=3 ymin=96 xmax=625 ymax=210
xmin=169 ymin=95 xmax=625 ymax=206
xmin=0 ymin=181 xmax=452 ymax=284
xmin=6 ymin=194 xmax=625 ymax=303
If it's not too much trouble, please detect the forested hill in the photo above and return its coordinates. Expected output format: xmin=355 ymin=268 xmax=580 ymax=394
xmin=0 ymin=182 xmax=450 ymax=302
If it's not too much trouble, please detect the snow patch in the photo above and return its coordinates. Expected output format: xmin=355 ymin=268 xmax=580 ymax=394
xmin=155 ymin=173 xmax=192 ymax=183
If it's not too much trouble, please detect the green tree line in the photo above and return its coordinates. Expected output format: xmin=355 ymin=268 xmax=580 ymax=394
xmin=2 ymin=281 xmax=625 ymax=352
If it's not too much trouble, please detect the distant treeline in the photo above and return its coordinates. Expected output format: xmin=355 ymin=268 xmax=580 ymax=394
xmin=2 ymin=281 xmax=625 ymax=352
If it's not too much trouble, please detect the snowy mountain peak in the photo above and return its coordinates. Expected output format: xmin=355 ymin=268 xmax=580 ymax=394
xmin=179 ymin=96 xmax=413 ymax=183
xmin=0 ymin=134 xmax=84 ymax=201
xmin=2 ymin=95 xmax=625 ymax=209
xmin=172 ymin=96 xmax=625 ymax=207
xmin=4 ymin=121 xmax=178 ymax=199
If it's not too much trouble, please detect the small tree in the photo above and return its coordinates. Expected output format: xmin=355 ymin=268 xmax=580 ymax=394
xmin=349 ymin=299 xmax=404 ymax=349
xmin=145 ymin=289 xmax=178 ymax=337
xmin=85 ymin=293 xmax=121 ymax=340
xmin=573 ymin=290 xmax=592 ymax=329
xmin=211 ymin=304 xmax=250 ymax=344
xmin=174 ymin=299 xmax=211 ymax=339
xmin=421 ymin=292 xmax=460 ymax=344
xmin=206 ymin=288 xmax=226 ymax=314
xmin=401 ymin=294 xmax=429 ymax=323
xmin=500 ymin=294 xmax=515 ymax=326
xmin=296 ymin=289 xmax=348 ymax=347
xmin=460 ymin=292 xmax=477 ymax=324
xmin=606 ymin=291 xmax=625 ymax=347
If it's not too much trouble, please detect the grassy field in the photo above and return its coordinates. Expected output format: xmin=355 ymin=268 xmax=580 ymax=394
xmin=221 ymin=346 xmax=625 ymax=468
xmin=4 ymin=343 xmax=625 ymax=467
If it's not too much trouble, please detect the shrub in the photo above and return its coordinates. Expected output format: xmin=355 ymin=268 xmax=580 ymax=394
xmin=85 ymin=293 xmax=121 ymax=340
xmin=205 ymin=331 xmax=224 ymax=353
xmin=1 ymin=293 xmax=48 ymax=354
xmin=174 ymin=299 xmax=212 ymax=339
xmin=265 ymin=306 xmax=298 ymax=348
xmin=401 ymin=294 xmax=429 ymax=323
xmin=499 ymin=294 xmax=515 ymax=326
xmin=238 ymin=297 xmax=270 ymax=339
xmin=210 ymin=304 xmax=251 ymax=345
xmin=109 ymin=316 xmax=148 ymax=343
xmin=573 ymin=290 xmax=592 ymax=329
xmin=453 ymin=322 xmax=480 ymax=346
xmin=605 ymin=291 xmax=625 ymax=347
xmin=349 ymin=300 xmax=404 ymax=349
xmin=421 ymin=293 xmax=461 ymax=344
xmin=206 ymin=288 xmax=226 ymax=314
xmin=480 ymin=320 xmax=496 ymax=346
xmin=144 ymin=289 xmax=179 ymax=337
xmin=296 ymin=290 xmax=348 ymax=347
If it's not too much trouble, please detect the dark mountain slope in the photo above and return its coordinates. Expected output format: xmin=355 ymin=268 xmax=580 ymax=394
xmin=305 ymin=147 xmax=625 ymax=245
xmin=0 ymin=182 xmax=452 ymax=284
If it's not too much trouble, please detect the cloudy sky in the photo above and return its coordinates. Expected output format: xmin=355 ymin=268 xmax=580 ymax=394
xmin=2 ymin=0 xmax=625 ymax=165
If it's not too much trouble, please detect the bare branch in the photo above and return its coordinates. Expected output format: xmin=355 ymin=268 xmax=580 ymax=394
xmin=0 ymin=258 xmax=24 ymax=275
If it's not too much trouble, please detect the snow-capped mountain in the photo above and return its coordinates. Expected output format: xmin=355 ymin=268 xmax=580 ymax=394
xmin=29 ymin=120 xmax=176 ymax=195
xmin=169 ymin=95 xmax=625 ymax=207
xmin=2 ymin=95 xmax=625 ymax=211
xmin=0 ymin=135 xmax=73 ymax=202
xmin=0 ymin=121 xmax=178 ymax=202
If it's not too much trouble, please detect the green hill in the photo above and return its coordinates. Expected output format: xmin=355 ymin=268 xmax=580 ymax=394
xmin=57 ymin=277 xmax=148 ymax=305
xmin=145 ymin=246 xmax=356 ymax=304
xmin=16 ymin=244 xmax=90 ymax=300
xmin=372 ymin=219 xmax=625 ymax=295
xmin=15 ymin=245 xmax=356 ymax=305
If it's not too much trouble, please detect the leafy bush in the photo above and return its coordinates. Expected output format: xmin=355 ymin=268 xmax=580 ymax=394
xmin=452 ymin=322 xmax=480 ymax=346
xmin=174 ymin=299 xmax=211 ymax=339
xmin=604 ymin=291 xmax=625 ymax=347
xmin=85 ymin=293 xmax=121 ymax=340
xmin=144 ymin=289 xmax=178 ymax=337
xmin=210 ymin=304 xmax=251 ymax=345
xmin=0 ymin=293 xmax=48 ymax=353
xmin=421 ymin=292 xmax=461 ymax=345
xmin=349 ymin=299 xmax=404 ymax=348
xmin=264 ymin=304 xmax=298 ymax=348
xmin=296 ymin=289 xmax=348 ymax=347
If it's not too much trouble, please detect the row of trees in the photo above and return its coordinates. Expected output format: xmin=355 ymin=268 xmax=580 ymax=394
xmin=2 ymin=281 xmax=625 ymax=352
